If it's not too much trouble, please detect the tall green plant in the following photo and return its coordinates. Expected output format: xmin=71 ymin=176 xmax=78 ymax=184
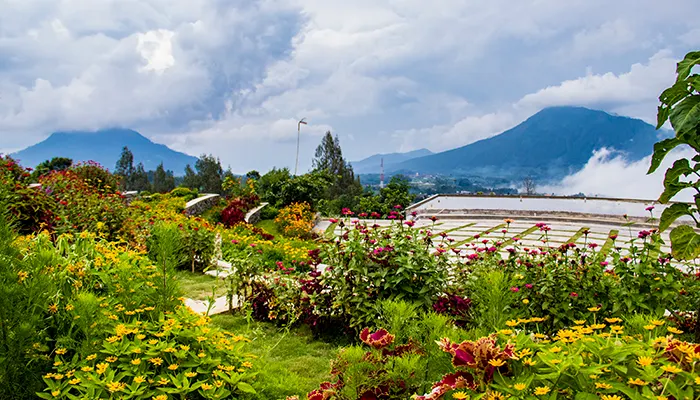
xmin=648 ymin=50 xmax=700 ymax=260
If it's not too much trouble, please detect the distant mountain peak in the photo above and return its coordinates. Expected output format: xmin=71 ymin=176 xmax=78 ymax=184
xmin=389 ymin=107 xmax=662 ymax=182
xmin=12 ymin=128 xmax=197 ymax=175
xmin=351 ymin=148 xmax=434 ymax=174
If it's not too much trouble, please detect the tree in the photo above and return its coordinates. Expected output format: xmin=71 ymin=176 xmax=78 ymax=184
xmin=152 ymin=163 xmax=175 ymax=193
xmin=380 ymin=175 xmax=414 ymax=211
xmin=195 ymin=154 xmax=224 ymax=194
xmin=182 ymin=164 xmax=199 ymax=190
xmin=31 ymin=157 xmax=72 ymax=181
xmin=130 ymin=163 xmax=151 ymax=192
xmin=522 ymin=176 xmax=537 ymax=195
xmin=115 ymin=147 xmax=135 ymax=190
xmin=246 ymin=170 xmax=261 ymax=181
xmin=312 ymin=131 xmax=362 ymax=200
xmin=257 ymin=168 xmax=292 ymax=206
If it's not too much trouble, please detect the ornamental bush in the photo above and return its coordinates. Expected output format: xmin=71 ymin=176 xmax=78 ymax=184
xmin=274 ymin=202 xmax=316 ymax=239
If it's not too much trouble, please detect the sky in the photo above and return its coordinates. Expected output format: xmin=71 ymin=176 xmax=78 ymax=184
xmin=0 ymin=0 xmax=698 ymax=186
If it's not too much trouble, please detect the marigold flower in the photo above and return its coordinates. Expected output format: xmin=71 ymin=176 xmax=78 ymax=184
xmin=628 ymin=378 xmax=648 ymax=386
xmin=488 ymin=359 xmax=506 ymax=367
xmin=534 ymin=386 xmax=550 ymax=395
xmin=452 ymin=392 xmax=469 ymax=399
xmin=637 ymin=356 xmax=653 ymax=367
xmin=660 ymin=365 xmax=682 ymax=374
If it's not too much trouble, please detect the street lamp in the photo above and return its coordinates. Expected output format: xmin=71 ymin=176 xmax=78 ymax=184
xmin=295 ymin=118 xmax=307 ymax=176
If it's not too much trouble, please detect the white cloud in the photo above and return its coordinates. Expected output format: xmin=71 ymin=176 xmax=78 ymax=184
xmin=541 ymin=147 xmax=696 ymax=202
xmin=137 ymin=29 xmax=176 ymax=73
xmin=517 ymin=50 xmax=677 ymax=111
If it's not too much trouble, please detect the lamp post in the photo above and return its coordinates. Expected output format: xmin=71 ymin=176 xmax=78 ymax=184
xmin=295 ymin=118 xmax=307 ymax=176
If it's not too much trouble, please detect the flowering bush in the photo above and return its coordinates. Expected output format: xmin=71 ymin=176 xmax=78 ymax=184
xmin=316 ymin=216 xmax=449 ymax=329
xmin=0 ymin=155 xmax=55 ymax=233
xmin=221 ymin=194 xmax=259 ymax=227
xmin=418 ymin=316 xmax=700 ymax=400
xmin=274 ymin=202 xmax=316 ymax=238
xmin=38 ymin=308 xmax=257 ymax=400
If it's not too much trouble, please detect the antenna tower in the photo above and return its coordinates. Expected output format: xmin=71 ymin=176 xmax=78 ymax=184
xmin=380 ymin=158 xmax=385 ymax=189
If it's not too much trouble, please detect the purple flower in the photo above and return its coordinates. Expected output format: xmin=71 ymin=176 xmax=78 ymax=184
xmin=510 ymin=287 xmax=520 ymax=293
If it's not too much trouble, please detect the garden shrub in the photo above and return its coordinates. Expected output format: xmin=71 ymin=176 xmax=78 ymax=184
xmin=274 ymin=202 xmax=315 ymax=238
xmin=259 ymin=204 xmax=279 ymax=220
xmin=170 ymin=186 xmax=199 ymax=201
xmin=0 ymin=157 xmax=55 ymax=233
xmin=70 ymin=161 xmax=121 ymax=194
xmin=221 ymin=194 xmax=259 ymax=227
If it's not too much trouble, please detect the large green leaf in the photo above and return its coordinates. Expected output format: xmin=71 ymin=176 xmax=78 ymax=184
xmin=669 ymin=95 xmax=700 ymax=137
xmin=676 ymin=51 xmax=700 ymax=82
xmin=647 ymin=137 xmax=681 ymax=174
xmin=669 ymin=225 xmax=700 ymax=260
xmin=657 ymin=80 xmax=692 ymax=128
xmin=659 ymin=203 xmax=692 ymax=232
xmin=659 ymin=181 xmax=692 ymax=203
xmin=663 ymin=158 xmax=693 ymax=186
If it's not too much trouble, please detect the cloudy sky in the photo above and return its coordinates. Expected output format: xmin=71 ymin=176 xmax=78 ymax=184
xmin=0 ymin=0 xmax=697 ymax=177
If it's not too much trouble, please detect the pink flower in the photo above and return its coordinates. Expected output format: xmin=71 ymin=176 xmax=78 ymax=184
xmin=570 ymin=292 xmax=578 ymax=297
xmin=638 ymin=230 xmax=651 ymax=239
xmin=231 ymin=239 xmax=239 ymax=244
xmin=510 ymin=287 xmax=519 ymax=293
xmin=250 ymin=243 xmax=257 ymax=247
xmin=600 ymin=261 xmax=609 ymax=267
xmin=404 ymin=221 xmax=415 ymax=227
xmin=645 ymin=206 xmax=654 ymax=212
xmin=329 ymin=218 xmax=338 ymax=223
xmin=524 ymin=283 xmax=533 ymax=289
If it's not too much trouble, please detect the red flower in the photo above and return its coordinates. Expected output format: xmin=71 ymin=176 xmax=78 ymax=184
xmin=570 ymin=292 xmax=578 ymax=297
xmin=359 ymin=328 xmax=395 ymax=349
xmin=329 ymin=218 xmax=338 ymax=223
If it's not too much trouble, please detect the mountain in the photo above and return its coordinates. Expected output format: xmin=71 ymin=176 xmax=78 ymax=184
xmin=350 ymin=148 xmax=433 ymax=174
xmin=390 ymin=107 xmax=665 ymax=181
xmin=12 ymin=128 xmax=198 ymax=175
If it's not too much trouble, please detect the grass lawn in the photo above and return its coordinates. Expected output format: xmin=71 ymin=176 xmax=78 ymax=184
xmin=211 ymin=314 xmax=344 ymax=399
xmin=175 ymin=271 xmax=223 ymax=300
xmin=255 ymin=219 xmax=281 ymax=237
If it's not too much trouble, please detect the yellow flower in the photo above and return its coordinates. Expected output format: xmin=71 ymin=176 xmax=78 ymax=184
xmin=134 ymin=376 xmax=146 ymax=384
xmin=667 ymin=327 xmax=683 ymax=334
xmin=86 ymin=354 xmax=97 ymax=361
xmin=148 ymin=339 xmax=159 ymax=345
xmin=587 ymin=307 xmax=600 ymax=312
xmin=657 ymin=396 xmax=668 ymax=400
xmin=68 ymin=378 xmax=81 ymax=385
xmin=96 ymin=363 xmax=109 ymax=374
xmin=498 ymin=329 xmax=513 ymax=335
xmin=643 ymin=324 xmax=656 ymax=330
xmin=604 ymin=318 xmax=621 ymax=323
xmin=131 ymin=359 xmax=141 ymax=365
xmin=595 ymin=382 xmax=612 ymax=389
xmin=550 ymin=346 xmax=562 ymax=353
xmin=486 ymin=392 xmax=505 ymax=400
xmin=152 ymin=395 xmax=167 ymax=400
xmin=106 ymin=381 xmax=126 ymax=393
xmin=158 ymin=377 xmax=169 ymax=385
xmin=550 ymin=359 xmax=562 ymax=365
xmin=637 ymin=356 xmax=653 ymax=367
xmin=164 ymin=347 xmax=176 ymax=353
xmin=242 ymin=361 xmax=253 ymax=368
xmin=628 ymin=378 xmax=648 ymax=386
xmin=56 ymin=348 xmax=67 ymax=355
xmin=523 ymin=358 xmax=537 ymax=366
xmin=180 ymin=345 xmax=190 ymax=351
xmin=574 ymin=320 xmax=586 ymax=325
xmin=201 ymin=383 xmax=213 ymax=390
xmin=185 ymin=372 xmax=197 ymax=378
xmin=148 ymin=357 xmax=163 ymax=366
xmin=601 ymin=396 xmax=623 ymax=400
xmin=513 ymin=383 xmax=527 ymax=391
xmin=650 ymin=319 xmax=665 ymax=326
xmin=505 ymin=320 xmax=519 ymax=327
xmin=51 ymin=390 xmax=60 ymax=397
xmin=48 ymin=303 xmax=59 ymax=314
xmin=197 ymin=352 xmax=206 ymax=358
xmin=534 ymin=386 xmax=550 ymax=395
xmin=522 ymin=299 xmax=530 ymax=305
xmin=65 ymin=304 xmax=74 ymax=311
xmin=488 ymin=359 xmax=506 ymax=367
xmin=168 ymin=364 xmax=179 ymax=370
xmin=696 ymin=376 xmax=700 ymax=384
xmin=660 ymin=365 xmax=682 ymax=374
xmin=106 ymin=356 xmax=118 ymax=363
xmin=81 ymin=366 xmax=93 ymax=372
xmin=453 ymin=392 xmax=469 ymax=399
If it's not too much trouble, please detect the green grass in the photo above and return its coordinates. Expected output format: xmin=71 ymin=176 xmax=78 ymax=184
xmin=175 ymin=271 xmax=223 ymax=300
xmin=211 ymin=314 xmax=343 ymax=399
xmin=255 ymin=219 xmax=282 ymax=237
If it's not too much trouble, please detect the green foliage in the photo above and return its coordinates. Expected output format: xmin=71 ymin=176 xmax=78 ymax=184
xmin=147 ymin=220 xmax=215 ymax=273
xmin=195 ymin=154 xmax=224 ymax=194
xmin=649 ymin=50 xmax=700 ymax=261
xmin=130 ymin=163 xmax=151 ymax=192
xmin=259 ymin=205 xmax=279 ymax=220
xmin=115 ymin=146 xmax=135 ymax=191
xmin=169 ymin=186 xmax=199 ymax=202
xmin=152 ymin=163 xmax=176 ymax=193
xmin=312 ymin=131 xmax=363 ymax=201
xmin=319 ymin=219 xmax=449 ymax=329
xmin=31 ymin=157 xmax=73 ymax=181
